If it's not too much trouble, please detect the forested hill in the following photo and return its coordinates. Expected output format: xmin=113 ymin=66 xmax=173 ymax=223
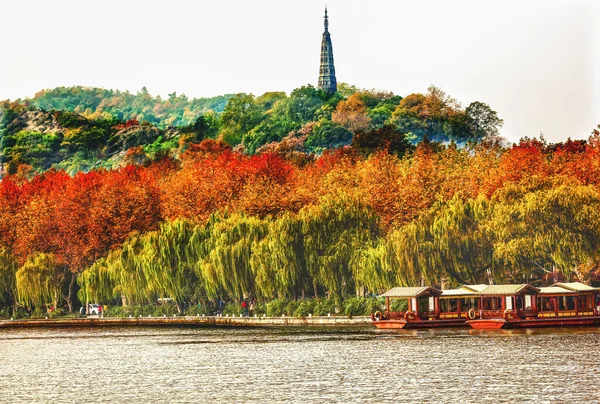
xmin=31 ymin=86 xmax=233 ymax=128
xmin=1 ymin=83 xmax=505 ymax=177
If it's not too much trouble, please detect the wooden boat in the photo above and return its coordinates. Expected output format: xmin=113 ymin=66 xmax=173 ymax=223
xmin=371 ymin=286 xmax=477 ymax=329
xmin=466 ymin=282 xmax=600 ymax=329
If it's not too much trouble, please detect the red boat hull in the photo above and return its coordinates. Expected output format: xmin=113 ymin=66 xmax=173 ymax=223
xmin=466 ymin=319 xmax=507 ymax=329
xmin=468 ymin=316 xmax=600 ymax=329
xmin=373 ymin=318 xmax=467 ymax=329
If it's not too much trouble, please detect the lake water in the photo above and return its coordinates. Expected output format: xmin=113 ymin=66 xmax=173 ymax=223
xmin=0 ymin=326 xmax=599 ymax=403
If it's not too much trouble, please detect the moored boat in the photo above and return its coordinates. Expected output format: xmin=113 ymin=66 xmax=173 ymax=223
xmin=373 ymin=282 xmax=600 ymax=330
xmin=466 ymin=282 xmax=600 ymax=329
xmin=371 ymin=286 xmax=479 ymax=329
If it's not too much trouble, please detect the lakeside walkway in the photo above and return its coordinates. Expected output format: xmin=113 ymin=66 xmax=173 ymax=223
xmin=0 ymin=315 xmax=372 ymax=329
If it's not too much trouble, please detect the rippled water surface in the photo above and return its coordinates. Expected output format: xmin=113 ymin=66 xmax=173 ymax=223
xmin=1 ymin=326 xmax=599 ymax=403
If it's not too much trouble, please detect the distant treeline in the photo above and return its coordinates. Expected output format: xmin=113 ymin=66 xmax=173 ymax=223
xmin=31 ymin=86 xmax=233 ymax=128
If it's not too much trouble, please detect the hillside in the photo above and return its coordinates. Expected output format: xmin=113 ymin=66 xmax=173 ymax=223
xmin=31 ymin=86 xmax=233 ymax=128
xmin=1 ymin=84 xmax=504 ymax=177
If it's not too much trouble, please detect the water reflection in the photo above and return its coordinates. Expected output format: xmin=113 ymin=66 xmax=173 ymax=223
xmin=1 ymin=326 xmax=599 ymax=402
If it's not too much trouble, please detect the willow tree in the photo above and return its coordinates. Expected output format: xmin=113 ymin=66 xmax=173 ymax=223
xmin=16 ymin=252 xmax=64 ymax=310
xmin=137 ymin=220 xmax=199 ymax=312
xmin=77 ymin=254 xmax=119 ymax=309
xmin=0 ymin=246 xmax=18 ymax=315
xmin=300 ymin=195 xmax=380 ymax=297
xmin=376 ymin=195 xmax=495 ymax=287
xmin=82 ymin=220 xmax=201 ymax=312
xmin=492 ymin=184 xmax=600 ymax=282
xmin=349 ymin=241 xmax=397 ymax=293
xmin=196 ymin=213 xmax=268 ymax=300
xmin=428 ymin=196 xmax=494 ymax=284
xmin=250 ymin=213 xmax=306 ymax=299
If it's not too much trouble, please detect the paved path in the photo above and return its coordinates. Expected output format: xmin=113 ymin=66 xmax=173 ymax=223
xmin=0 ymin=315 xmax=373 ymax=328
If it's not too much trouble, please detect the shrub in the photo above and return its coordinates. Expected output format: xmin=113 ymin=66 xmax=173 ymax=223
xmin=284 ymin=300 xmax=298 ymax=316
xmin=252 ymin=302 xmax=267 ymax=316
xmin=105 ymin=306 xmax=128 ymax=318
xmin=266 ymin=299 xmax=287 ymax=317
xmin=293 ymin=300 xmax=315 ymax=317
xmin=0 ymin=307 xmax=10 ymax=319
xmin=222 ymin=301 xmax=242 ymax=316
xmin=313 ymin=298 xmax=337 ymax=316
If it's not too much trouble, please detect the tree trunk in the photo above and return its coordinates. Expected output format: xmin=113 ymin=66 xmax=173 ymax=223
xmin=313 ymin=282 xmax=318 ymax=299
xmin=11 ymin=296 xmax=17 ymax=318
xmin=176 ymin=300 xmax=182 ymax=315
xmin=66 ymin=273 xmax=75 ymax=313
xmin=53 ymin=295 xmax=58 ymax=315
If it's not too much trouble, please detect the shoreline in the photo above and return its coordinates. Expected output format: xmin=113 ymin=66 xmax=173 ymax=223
xmin=0 ymin=315 xmax=373 ymax=329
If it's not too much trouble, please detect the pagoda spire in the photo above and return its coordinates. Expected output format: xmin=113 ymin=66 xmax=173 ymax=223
xmin=318 ymin=6 xmax=337 ymax=94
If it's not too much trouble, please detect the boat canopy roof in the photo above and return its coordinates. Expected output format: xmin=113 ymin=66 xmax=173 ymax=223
xmin=381 ymin=282 xmax=597 ymax=298
xmin=460 ymin=284 xmax=489 ymax=293
xmin=381 ymin=287 xmax=442 ymax=298
xmin=440 ymin=287 xmax=479 ymax=298
xmin=554 ymin=282 xmax=599 ymax=292
xmin=479 ymin=284 xmax=540 ymax=296
xmin=539 ymin=286 xmax=578 ymax=295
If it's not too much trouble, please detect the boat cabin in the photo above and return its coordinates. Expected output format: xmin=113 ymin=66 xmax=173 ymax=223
xmin=538 ymin=282 xmax=599 ymax=318
xmin=380 ymin=287 xmax=442 ymax=320
xmin=477 ymin=284 xmax=540 ymax=319
xmin=439 ymin=285 xmax=482 ymax=319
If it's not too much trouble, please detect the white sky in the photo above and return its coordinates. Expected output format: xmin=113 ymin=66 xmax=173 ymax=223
xmin=1 ymin=0 xmax=598 ymax=143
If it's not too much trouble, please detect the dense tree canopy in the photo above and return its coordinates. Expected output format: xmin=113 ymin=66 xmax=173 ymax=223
xmin=2 ymin=84 xmax=598 ymax=315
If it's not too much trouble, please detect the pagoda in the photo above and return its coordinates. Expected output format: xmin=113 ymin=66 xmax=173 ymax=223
xmin=318 ymin=7 xmax=337 ymax=94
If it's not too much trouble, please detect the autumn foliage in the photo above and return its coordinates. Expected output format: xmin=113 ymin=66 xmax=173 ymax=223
xmin=2 ymin=132 xmax=600 ymax=312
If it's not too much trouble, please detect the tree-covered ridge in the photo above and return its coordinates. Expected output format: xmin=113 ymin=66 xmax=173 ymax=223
xmin=31 ymin=86 xmax=233 ymax=128
xmin=1 ymin=84 xmax=503 ymax=177
xmin=1 ymin=134 xmax=600 ymax=314
xmin=0 ymin=102 xmax=182 ymax=176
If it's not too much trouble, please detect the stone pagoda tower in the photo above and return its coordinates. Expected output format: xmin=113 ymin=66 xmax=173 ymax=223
xmin=318 ymin=7 xmax=337 ymax=94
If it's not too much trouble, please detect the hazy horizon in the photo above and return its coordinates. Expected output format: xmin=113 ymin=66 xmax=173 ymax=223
xmin=1 ymin=0 xmax=598 ymax=143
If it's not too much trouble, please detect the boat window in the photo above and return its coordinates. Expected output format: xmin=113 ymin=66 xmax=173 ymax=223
xmin=525 ymin=295 xmax=532 ymax=309
xmin=417 ymin=296 xmax=429 ymax=312
xmin=483 ymin=297 xmax=502 ymax=310
xmin=463 ymin=298 xmax=479 ymax=311
xmin=539 ymin=297 xmax=553 ymax=311
xmin=515 ymin=296 xmax=524 ymax=310
xmin=558 ymin=296 xmax=576 ymax=311
xmin=391 ymin=299 xmax=408 ymax=312
xmin=428 ymin=296 xmax=435 ymax=312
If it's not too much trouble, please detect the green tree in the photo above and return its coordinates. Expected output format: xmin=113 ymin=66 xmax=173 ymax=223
xmin=492 ymin=185 xmax=600 ymax=282
xmin=0 ymin=246 xmax=18 ymax=315
xmin=351 ymin=124 xmax=414 ymax=157
xmin=305 ymin=121 xmax=352 ymax=152
xmin=465 ymin=101 xmax=503 ymax=142
xmin=16 ymin=252 xmax=65 ymax=310
xmin=220 ymin=94 xmax=264 ymax=145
